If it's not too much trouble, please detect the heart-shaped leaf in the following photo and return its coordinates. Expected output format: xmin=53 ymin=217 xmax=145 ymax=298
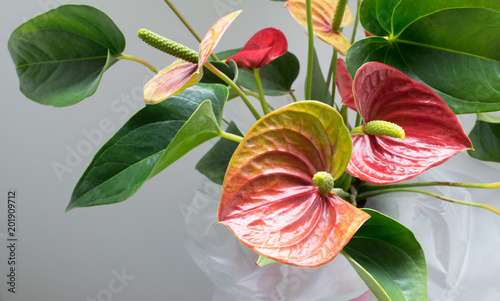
xmin=342 ymin=209 xmax=427 ymax=301
xmin=67 ymin=84 xmax=227 ymax=211
xmin=218 ymin=101 xmax=369 ymax=267
xmin=468 ymin=114 xmax=500 ymax=162
xmin=196 ymin=121 xmax=243 ymax=185
xmin=8 ymin=5 xmax=125 ymax=107
xmin=216 ymin=49 xmax=300 ymax=96
xmin=347 ymin=62 xmax=473 ymax=185
xmin=347 ymin=0 xmax=500 ymax=114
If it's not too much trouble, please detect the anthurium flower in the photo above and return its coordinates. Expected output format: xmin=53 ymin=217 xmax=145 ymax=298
xmin=346 ymin=62 xmax=473 ymax=185
xmin=285 ymin=0 xmax=353 ymax=55
xmin=218 ymin=101 xmax=370 ymax=267
xmin=143 ymin=10 xmax=241 ymax=104
xmin=225 ymin=27 xmax=288 ymax=69
xmin=335 ymin=58 xmax=356 ymax=110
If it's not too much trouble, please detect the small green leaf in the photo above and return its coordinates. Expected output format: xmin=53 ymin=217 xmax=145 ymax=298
xmin=342 ymin=209 xmax=427 ymax=301
xmin=310 ymin=48 xmax=331 ymax=104
xmin=8 ymin=5 xmax=125 ymax=106
xmin=216 ymin=49 xmax=300 ymax=96
xmin=67 ymin=84 xmax=227 ymax=210
xmin=196 ymin=121 xmax=243 ymax=185
xmin=468 ymin=113 xmax=500 ymax=162
xmin=348 ymin=0 xmax=500 ymax=114
xmin=256 ymin=255 xmax=277 ymax=267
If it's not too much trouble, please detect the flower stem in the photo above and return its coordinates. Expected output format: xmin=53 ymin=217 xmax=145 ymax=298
xmin=324 ymin=48 xmax=338 ymax=107
xmin=163 ymin=0 xmax=219 ymax=61
xmin=204 ymin=61 xmax=261 ymax=120
xmin=359 ymin=181 xmax=500 ymax=192
xmin=116 ymin=54 xmax=159 ymax=73
xmin=331 ymin=0 xmax=348 ymax=32
xmin=289 ymin=91 xmax=298 ymax=102
xmin=220 ymin=131 xmax=243 ymax=143
xmin=253 ymin=68 xmax=269 ymax=115
xmin=350 ymin=0 xmax=361 ymax=43
xmin=305 ymin=0 xmax=314 ymax=100
xmin=356 ymin=188 xmax=500 ymax=216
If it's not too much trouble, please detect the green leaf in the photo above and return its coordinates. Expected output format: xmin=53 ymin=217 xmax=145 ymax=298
xmin=348 ymin=0 xmax=500 ymax=114
xmin=195 ymin=121 xmax=243 ymax=185
xmin=256 ymin=255 xmax=277 ymax=267
xmin=468 ymin=113 xmax=500 ymax=162
xmin=67 ymin=84 xmax=228 ymax=211
xmin=310 ymin=48 xmax=331 ymax=104
xmin=200 ymin=61 xmax=236 ymax=85
xmin=216 ymin=49 xmax=300 ymax=96
xmin=8 ymin=5 xmax=125 ymax=107
xmin=342 ymin=209 xmax=427 ymax=301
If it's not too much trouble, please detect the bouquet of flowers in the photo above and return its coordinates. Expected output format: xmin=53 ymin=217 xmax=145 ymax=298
xmin=7 ymin=0 xmax=500 ymax=299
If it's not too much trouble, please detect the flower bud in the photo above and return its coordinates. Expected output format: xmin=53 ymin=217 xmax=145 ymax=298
xmin=313 ymin=171 xmax=335 ymax=195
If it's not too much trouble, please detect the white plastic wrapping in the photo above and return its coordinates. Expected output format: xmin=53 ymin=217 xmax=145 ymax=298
xmin=181 ymin=153 xmax=500 ymax=301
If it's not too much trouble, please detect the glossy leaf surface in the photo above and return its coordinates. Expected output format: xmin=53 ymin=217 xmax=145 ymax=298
xmin=218 ymin=101 xmax=369 ymax=267
xmin=468 ymin=114 xmax=500 ymax=163
xmin=226 ymin=27 xmax=288 ymax=69
xmin=143 ymin=11 xmax=240 ymax=104
xmin=67 ymin=84 xmax=227 ymax=210
xmin=343 ymin=209 xmax=427 ymax=301
xmin=8 ymin=5 xmax=125 ymax=107
xmin=286 ymin=0 xmax=353 ymax=55
xmin=347 ymin=0 xmax=500 ymax=114
xmin=196 ymin=122 xmax=243 ymax=185
xmin=218 ymin=49 xmax=299 ymax=96
xmin=347 ymin=62 xmax=472 ymax=184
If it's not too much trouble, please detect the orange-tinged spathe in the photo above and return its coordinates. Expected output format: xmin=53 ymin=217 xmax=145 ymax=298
xmin=143 ymin=10 xmax=241 ymax=104
xmin=286 ymin=0 xmax=353 ymax=55
xmin=218 ymin=101 xmax=369 ymax=267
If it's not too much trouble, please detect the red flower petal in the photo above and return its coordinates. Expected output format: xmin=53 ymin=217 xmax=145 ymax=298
xmin=347 ymin=62 xmax=473 ymax=184
xmin=218 ymin=101 xmax=369 ymax=267
xmin=336 ymin=59 xmax=356 ymax=110
xmin=226 ymin=27 xmax=288 ymax=69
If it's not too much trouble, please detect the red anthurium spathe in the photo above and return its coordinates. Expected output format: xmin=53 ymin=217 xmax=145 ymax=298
xmin=335 ymin=58 xmax=356 ymax=110
xmin=226 ymin=27 xmax=287 ymax=69
xmin=218 ymin=101 xmax=370 ymax=267
xmin=346 ymin=62 xmax=473 ymax=185
xmin=285 ymin=0 xmax=353 ymax=55
xmin=143 ymin=11 xmax=241 ymax=104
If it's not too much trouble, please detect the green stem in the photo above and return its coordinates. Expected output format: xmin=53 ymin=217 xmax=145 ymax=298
xmin=305 ymin=0 xmax=314 ymax=100
xmin=331 ymin=0 xmax=348 ymax=32
xmin=163 ymin=0 xmax=219 ymax=61
xmin=330 ymin=50 xmax=338 ymax=107
xmin=323 ymin=48 xmax=337 ymax=107
xmin=289 ymin=91 xmax=298 ymax=102
xmin=116 ymin=54 xmax=159 ymax=73
xmin=204 ymin=61 xmax=261 ymax=120
xmin=244 ymin=90 xmax=260 ymax=99
xmin=350 ymin=0 xmax=361 ymax=43
xmin=253 ymin=68 xmax=269 ymax=115
xmin=220 ymin=131 xmax=244 ymax=143
xmin=356 ymin=188 xmax=500 ymax=216
xmin=359 ymin=181 xmax=500 ymax=192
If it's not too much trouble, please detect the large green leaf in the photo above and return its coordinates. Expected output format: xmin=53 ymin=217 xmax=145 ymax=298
xmin=342 ymin=209 xmax=427 ymax=301
xmin=347 ymin=0 xmax=500 ymax=114
xmin=8 ymin=5 xmax=125 ymax=107
xmin=216 ymin=49 xmax=300 ymax=96
xmin=468 ymin=113 xmax=500 ymax=162
xmin=67 ymin=84 xmax=228 ymax=211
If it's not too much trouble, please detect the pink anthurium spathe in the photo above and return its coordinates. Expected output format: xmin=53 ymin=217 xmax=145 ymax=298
xmin=346 ymin=62 xmax=473 ymax=185
xmin=335 ymin=58 xmax=356 ymax=110
xmin=143 ymin=11 xmax=241 ymax=104
xmin=285 ymin=0 xmax=353 ymax=55
xmin=218 ymin=101 xmax=370 ymax=267
xmin=226 ymin=27 xmax=288 ymax=69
